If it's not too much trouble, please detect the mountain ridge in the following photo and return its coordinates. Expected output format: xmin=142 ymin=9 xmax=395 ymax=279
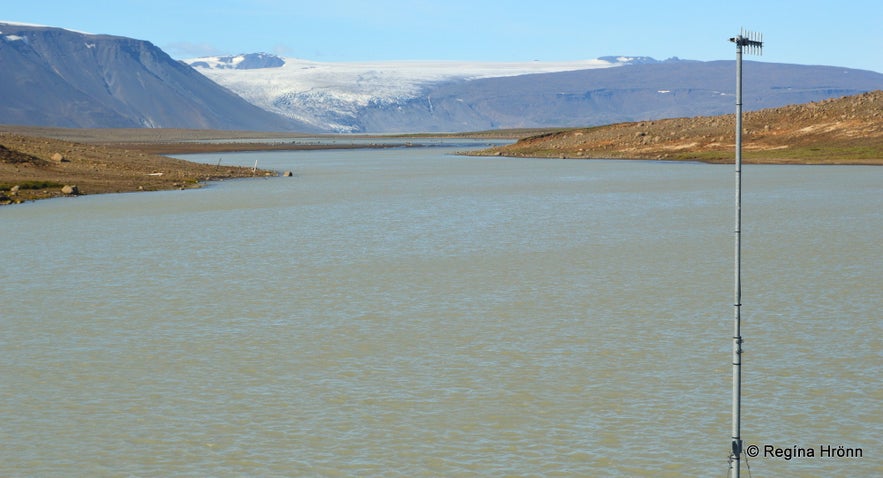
xmin=187 ymin=54 xmax=883 ymax=133
xmin=0 ymin=22 xmax=316 ymax=131
xmin=3 ymin=21 xmax=883 ymax=134
xmin=186 ymin=54 xmax=624 ymax=132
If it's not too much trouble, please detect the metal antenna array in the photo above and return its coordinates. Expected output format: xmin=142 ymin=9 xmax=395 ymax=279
xmin=727 ymin=28 xmax=763 ymax=478
xmin=731 ymin=29 xmax=764 ymax=55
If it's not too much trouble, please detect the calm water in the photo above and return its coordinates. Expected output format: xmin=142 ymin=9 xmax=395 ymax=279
xmin=2 ymin=142 xmax=880 ymax=477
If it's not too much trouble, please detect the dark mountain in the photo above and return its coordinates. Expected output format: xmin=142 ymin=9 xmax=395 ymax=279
xmin=4 ymin=21 xmax=882 ymax=134
xmin=0 ymin=23 xmax=314 ymax=131
xmin=355 ymin=60 xmax=883 ymax=132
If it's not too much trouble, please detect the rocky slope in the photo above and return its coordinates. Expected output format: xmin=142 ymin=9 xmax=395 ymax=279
xmin=471 ymin=91 xmax=883 ymax=164
xmin=0 ymin=132 xmax=272 ymax=204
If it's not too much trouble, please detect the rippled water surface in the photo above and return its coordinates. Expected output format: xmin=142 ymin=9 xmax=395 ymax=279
xmin=2 ymin=142 xmax=880 ymax=476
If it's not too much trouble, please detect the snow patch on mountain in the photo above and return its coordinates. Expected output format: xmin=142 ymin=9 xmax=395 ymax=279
xmin=0 ymin=20 xmax=94 ymax=35
xmin=189 ymin=52 xmax=284 ymax=70
xmin=186 ymin=55 xmax=628 ymax=131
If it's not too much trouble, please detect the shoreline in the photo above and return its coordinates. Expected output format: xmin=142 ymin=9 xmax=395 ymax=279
xmin=112 ymin=140 xmax=422 ymax=155
xmin=3 ymin=117 xmax=880 ymax=205
xmin=0 ymin=131 xmax=279 ymax=205
xmin=464 ymin=149 xmax=883 ymax=166
xmin=0 ymin=126 xmax=504 ymax=206
xmin=0 ymin=128 xmax=499 ymax=205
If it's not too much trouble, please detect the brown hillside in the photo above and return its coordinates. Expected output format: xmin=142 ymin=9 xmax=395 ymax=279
xmin=471 ymin=91 xmax=883 ymax=164
xmin=0 ymin=132 xmax=272 ymax=205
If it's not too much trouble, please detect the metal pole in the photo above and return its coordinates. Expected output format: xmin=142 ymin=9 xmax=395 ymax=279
xmin=730 ymin=35 xmax=744 ymax=478
xmin=727 ymin=29 xmax=762 ymax=478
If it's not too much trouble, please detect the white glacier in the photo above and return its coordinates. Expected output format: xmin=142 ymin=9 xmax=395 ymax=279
xmin=186 ymin=56 xmax=625 ymax=131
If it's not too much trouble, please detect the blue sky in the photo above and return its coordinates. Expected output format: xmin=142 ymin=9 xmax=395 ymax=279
xmin=3 ymin=0 xmax=881 ymax=72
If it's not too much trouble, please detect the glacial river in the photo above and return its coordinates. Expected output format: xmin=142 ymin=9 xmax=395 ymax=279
xmin=1 ymin=141 xmax=880 ymax=476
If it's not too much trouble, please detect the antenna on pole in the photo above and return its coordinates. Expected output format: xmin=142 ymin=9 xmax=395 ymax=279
xmin=727 ymin=28 xmax=763 ymax=478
